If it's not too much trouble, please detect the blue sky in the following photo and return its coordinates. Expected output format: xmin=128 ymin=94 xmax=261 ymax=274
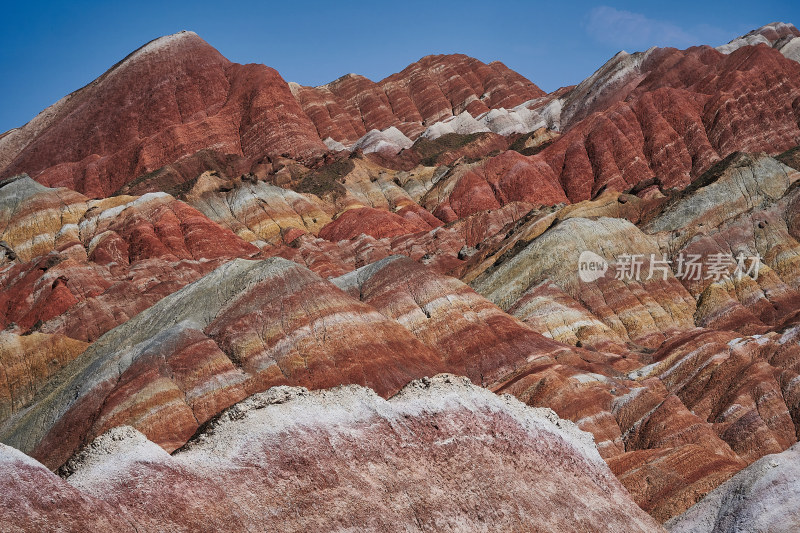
xmin=1 ymin=0 xmax=798 ymax=132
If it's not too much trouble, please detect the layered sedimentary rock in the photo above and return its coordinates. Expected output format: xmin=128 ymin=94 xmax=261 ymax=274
xmin=608 ymin=443 xmax=746 ymax=524
xmin=644 ymin=153 xmax=800 ymax=237
xmin=717 ymin=21 xmax=800 ymax=62
xmin=319 ymin=206 xmax=435 ymax=241
xmin=291 ymin=54 xmax=545 ymax=144
xmin=644 ymin=153 xmax=800 ymax=330
xmin=274 ymin=200 xmax=534 ymax=278
xmin=426 ymin=150 xmax=800 ymax=522
xmin=0 ymin=177 xmax=259 ymax=340
xmin=506 ymin=280 xmax=627 ymax=350
xmin=351 ymin=126 xmax=414 ymax=155
xmin=0 ymin=175 xmax=88 ymax=262
xmin=0 ymin=258 xmax=446 ymax=468
xmin=408 ymin=131 xmax=513 ymax=167
xmin=4 ymin=24 xmax=800 ymax=208
xmin=4 ymin=22 xmax=800 ymax=530
xmin=0 ymin=31 xmax=327 ymax=197
xmin=471 ymin=216 xmax=696 ymax=348
xmin=631 ymin=328 xmax=799 ymax=466
xmin=433 ymin=34 xmax=800 ymax=208
xmin=185 ymin=171 xmax=333 ymax=246
xmin=333 ymin=256 xmax=578 ymax=387
xmin=3 ymin=375 xmax=664 ymax=533
xmin=547 ymin=43 xmax=800 ymax=199
xmin=666 ymin=443 xmax=800 ymax=532
xmin=0 ymin=443 xmax=132 ymax=532
xmin=0 ymin=332 xmax=88 ymax=421
xmin=422 ymin=150 xmax=568 ymax=220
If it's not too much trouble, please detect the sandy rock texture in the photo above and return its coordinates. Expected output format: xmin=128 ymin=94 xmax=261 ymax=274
xmin=3 ymin=375 xmax=664 ymax=533
xmin=666 ymin=443 xmax=800 ymax=533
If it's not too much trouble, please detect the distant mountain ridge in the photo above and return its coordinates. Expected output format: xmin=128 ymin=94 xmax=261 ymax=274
xmin=2 ymin=22 xmax=799 ymax=198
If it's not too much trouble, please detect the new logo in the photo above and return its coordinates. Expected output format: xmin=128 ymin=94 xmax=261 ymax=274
xmin=578 ymin=251 xmax=608 ymax=282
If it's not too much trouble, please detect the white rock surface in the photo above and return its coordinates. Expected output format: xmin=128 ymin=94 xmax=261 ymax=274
xmin=717 ymin=22 xmax=800 ymax=64
xmin=351 ymin=126 xmax=413 ymax=154
xmin=717 ymin=33 xmax=772 ymax=54
xmin=558 ymin=49 xmax=650 ymax=129
xmin=777 ymin=36 xmax=800 ymax=63
xmin=322 ymin=136 xmax=347 ymax=151
xmin=666 ymin=443 xmax=800 ymax=533
xmin=420 ymin=111 xmax=492 ymax=139
xmin=3 ymin=375 xmax=665 ymax=532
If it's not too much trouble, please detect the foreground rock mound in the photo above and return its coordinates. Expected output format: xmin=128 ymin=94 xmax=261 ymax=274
xmin=2 ymin=375 xmax=664 ymax=532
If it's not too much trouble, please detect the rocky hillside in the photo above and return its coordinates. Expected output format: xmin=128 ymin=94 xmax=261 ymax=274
xmin=1 ymin=375 xmax=664 ymax=532
xmin=2 ymin=21 xmax=800 ymax=531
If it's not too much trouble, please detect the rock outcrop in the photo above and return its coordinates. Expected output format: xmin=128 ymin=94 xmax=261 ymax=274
xmin=717 ymin=21 xmax=800 ymax=62
xmin=471 ymin=216 xmax=696 ymax=348
xmin=437 ymin=37 xmax=800 ymax=209
xmin=0 ymin=442 xmax=132 ymax=532
xmin=291 ymin=54 xmax=545 ymax=145
xmin=666 ymin=443 xmax=800 ymax=532
xmin=0 ymin=31 xmax=327 ymax=197
xmin=4 ymin=22 xmax=800 ymax=530
xmin=3 ymin=376 xmax=664 ymax=533
xmin=0 ymin=177 xmax=259 ymax=340
xmin=333 ymin=256 xmax=579 ymax=387
xmin=0 ymin=258 xmax=446 ymax=468
xmin=0 ymin=332 xmax=88 ymax=421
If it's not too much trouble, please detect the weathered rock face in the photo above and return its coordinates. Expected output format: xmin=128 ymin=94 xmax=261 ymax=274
xmin=666 ymin=443 xmax=800 ymax=533
xmin=554 ymin=43 xmax=800 ymax=198
xmin=272 ymin=199 xmax=535 ymax=279
xmin=471 ymin=216 xmax=697 ymax=348
xmin=717 ymin=21 xmax=800 ymax=60
xmin=3 ymin=376 xmax=664 ymax=533
xmin=0 ymin=258 xmax=447 ymax=469
xmin=498 ymin=326 xmax=794 ymax=524
xmin=644 ymin=153 xmax=800 ymax=236
xmin=642 ymin=153 xmax=800 ymax=333
xmin=424 ymin=150 xmax=569 ymax=220
xmin=429 ymin=38 xmax=800 ymax=210
xmin=333 ymin=255 xmax=578 ymax=387
xmin=5 ymin=22 xmax=800 ymax=531
xmin=0 ymin=175 xmax=88 ymax=262
xmin=441 ymin=150 xmax=800 ymax=522
xmin=635 ymin=329 xmax=799 ymax=465
xmin=0 ymin=177 xmax=259 ymax=340
xmin=507 ymin=279 xmax=628 ymax=350
xmin=0 ymin=442 xmax=133 ymax=532
xmin=0 ymin=332 xmax=88 ymax=421
xmin=318 ymin=206 xmax=436 ymax=241
xmin=5 ymin=26 xmax=800 ymax=209
xmin=291 ymin=54 xmax=545 ymax=145
xmin=185 ymin=171 xmax=333 ymax=246
xmin=0 ymin=31 xmax=327 ymax=197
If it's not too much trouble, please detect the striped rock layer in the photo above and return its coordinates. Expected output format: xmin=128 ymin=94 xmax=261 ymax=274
xmin=1 ymin=376 xmax=664 ymax=533
xmin=3 ymin=21 xmax=800 ymax=530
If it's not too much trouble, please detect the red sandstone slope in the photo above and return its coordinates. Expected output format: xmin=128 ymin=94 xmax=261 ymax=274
xmin=1 ymin=377 xmax=664 ymax=533
xmin=545 ymin=43 xmax=800 ymax=200
xmin=5 ymin=22 xmax=800 ymax=530
xmin=0 ymin=39 xmax=545 ymax=199
xmin=5 ymin=28 xmax=799 ymax=207
xmin=0 ymin=31 xmax=328 ymax=197
xmin=292 ymin=54 xmax=545 ymax=143
xmin=425 ymin=41 xmax=800 ymax=214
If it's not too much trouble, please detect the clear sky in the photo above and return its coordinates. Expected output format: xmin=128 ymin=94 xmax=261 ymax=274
xmin=1 ymin=0 xmax=798 ymax=132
